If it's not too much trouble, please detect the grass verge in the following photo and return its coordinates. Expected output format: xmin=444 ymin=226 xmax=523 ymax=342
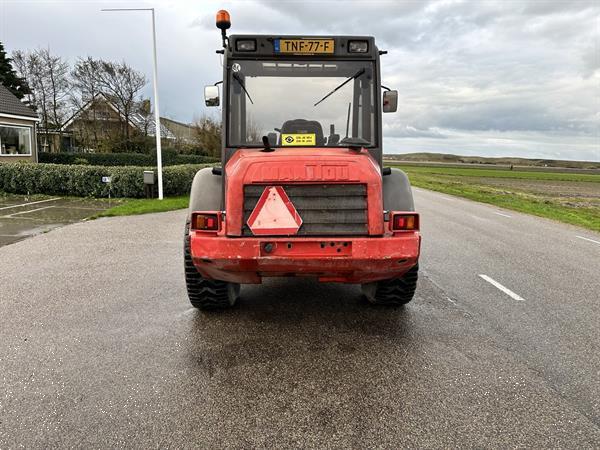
xmin=94 ymin=196 xmax=189 ymax=218
xmin=395 ymin=166 xmax=600 ymax=232
xmin=396 ymin=165 xmax=600 ymax=182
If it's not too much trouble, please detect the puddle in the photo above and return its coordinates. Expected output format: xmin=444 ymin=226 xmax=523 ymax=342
xmin=13 ymin=206 xmax=100 ymax=222
xmin=0 ymin=194 xmax=116 ymax=247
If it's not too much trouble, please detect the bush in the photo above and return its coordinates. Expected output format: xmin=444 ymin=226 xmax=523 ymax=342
xmin=0 ymin=162 xmax=208 ymax=198
xmin=38 ymin=151 xmax=219 ymax=167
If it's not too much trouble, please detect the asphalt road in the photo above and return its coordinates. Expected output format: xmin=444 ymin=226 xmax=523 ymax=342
xmin=1 ymin=189 xmax=599 ymax=447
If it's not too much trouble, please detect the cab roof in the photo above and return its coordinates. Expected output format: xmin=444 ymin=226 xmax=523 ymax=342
xmin=227 ymin=35 xmax=379 ymax=59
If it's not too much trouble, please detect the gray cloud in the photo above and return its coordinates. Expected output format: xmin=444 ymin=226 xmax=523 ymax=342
xmin=384 ymin=124 xmax=447 ymax=139
xmin=521 ymin=0 xmax=598 ymax=15
xmin=1 ymin=0 xmax=598 ymax=160
xmin=581 ymin=43 xmax=600 ymax=77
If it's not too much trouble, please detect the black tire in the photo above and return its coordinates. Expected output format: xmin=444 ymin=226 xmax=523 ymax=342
xmin=183 ymin=220 xmax=239 ymax=310
xmin=361 ymin=264 xmax=419 ymax=306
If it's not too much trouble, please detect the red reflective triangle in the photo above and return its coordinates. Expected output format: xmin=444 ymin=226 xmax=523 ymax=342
xmin=247 ymin=186 xmax=302 ymax=235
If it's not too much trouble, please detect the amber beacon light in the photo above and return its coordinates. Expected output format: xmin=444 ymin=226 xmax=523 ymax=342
xmin=216 ymin=10 xmax=231 ymax=48
xmin=216 ymin=10 xmax=231 ymax=30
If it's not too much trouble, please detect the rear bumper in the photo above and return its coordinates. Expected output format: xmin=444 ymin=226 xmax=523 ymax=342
xmin=190 ymin=232 xmax=420 ymax=284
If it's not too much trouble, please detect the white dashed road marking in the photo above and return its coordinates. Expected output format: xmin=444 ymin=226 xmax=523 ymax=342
xmin=576 ymin=235 xmax=600 ymax=246
xmin=0 ymin=197 xmax=61 ymax=211
xmin=478 ymin=274 xmax=525 ymax=301
xmin=494 ymin=212 xmax=512 ymax=218
xmin=6 ymin=206 xmax=56 ymax=217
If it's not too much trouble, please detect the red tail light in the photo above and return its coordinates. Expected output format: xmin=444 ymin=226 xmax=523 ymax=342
xmin=390 ymin=212 xmax=419 ymax=232
xmin=191 ymin=212 xmax=221 ymax=232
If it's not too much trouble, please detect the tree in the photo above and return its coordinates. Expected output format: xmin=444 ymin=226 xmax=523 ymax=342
xmin=11 ymin=50 xmax=36 ymax=107
xmin=71 ymin=57 xmax=101 ymax=104
xmin=39 ymin=48 xmax=70 ymax=130
xmin=0 ymin=42 xmax=31 ymax=100
xmin=13 ymin=50 xmax=52 ymax=147
xmin=136 ymin=98 xmax=153 ymax=137
xmin=192 ymin=115 xmax=221 ymax=157
xmin=89 ymin=59 xmax=147 ymax=146
xmin=71 ymin=57 xmax=103 ymax=149
xmin=70 ymin=58 xmax=150 ymax=152
xmin=13 ymin=47 xmax=149 ymax=152
xmin=11 ymin=48 xmax=70 ymax=151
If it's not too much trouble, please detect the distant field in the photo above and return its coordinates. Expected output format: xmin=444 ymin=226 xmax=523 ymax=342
xmin=384 ymin=160 xmax=600 ymax=175
xmin=394 ymin=165 xmax=600 ymax=232
xmin=396 ymin=166 xmax=600 ymax=182
xmin=385 ymin=152 xmax=600 ymax=170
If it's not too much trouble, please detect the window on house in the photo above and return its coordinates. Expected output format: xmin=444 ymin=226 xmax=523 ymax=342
xmin=0 ymin=125 xmax=32 ymax=155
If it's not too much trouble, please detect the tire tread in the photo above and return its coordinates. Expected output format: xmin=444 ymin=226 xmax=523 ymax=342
xmin=367 ymin=264 xmax=419 ymax=306
xmin=184 ymin=221 xmax=234 ymax=309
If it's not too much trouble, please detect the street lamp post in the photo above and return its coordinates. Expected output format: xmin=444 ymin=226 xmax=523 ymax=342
xmin=101 ymin=7 xmax=164 ymax=199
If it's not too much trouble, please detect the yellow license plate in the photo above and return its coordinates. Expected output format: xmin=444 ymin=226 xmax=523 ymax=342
xmin=276 ymin=39 xmax=335 ymax=54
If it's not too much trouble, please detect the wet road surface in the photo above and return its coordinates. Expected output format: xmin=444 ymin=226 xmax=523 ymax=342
xmin=0 ymin=195 xmax=113 ymax=247
xmin=1 ymin=190 xmax=599 ymax=447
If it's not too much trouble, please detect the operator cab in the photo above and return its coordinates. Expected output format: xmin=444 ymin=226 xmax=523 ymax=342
xmin=205 ymin=25 xmax=398 ymax=166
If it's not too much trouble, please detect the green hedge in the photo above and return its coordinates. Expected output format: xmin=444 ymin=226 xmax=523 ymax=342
xmin=0 ymin=163 xmax=208 ymax=198
xmin=38 ymin=151 xmax=218 ymax=167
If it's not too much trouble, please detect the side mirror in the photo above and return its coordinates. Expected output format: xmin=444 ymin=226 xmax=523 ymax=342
xmin=383 ymin=90 xmax=398 ymax=113
xmin=204 ymin=85 xmax=220 ymax=107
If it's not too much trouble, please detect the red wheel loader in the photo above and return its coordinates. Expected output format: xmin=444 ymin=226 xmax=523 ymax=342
xmin=184 ymin=10 xmax=420 ymax=309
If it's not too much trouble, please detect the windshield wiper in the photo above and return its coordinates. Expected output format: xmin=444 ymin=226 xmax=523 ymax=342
xmin=313 ymin=68 xmax=365 ymax=107
xmin=232 ymin=72 xmax=253 ymax=104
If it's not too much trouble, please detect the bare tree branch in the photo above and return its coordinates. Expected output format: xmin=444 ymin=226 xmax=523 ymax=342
xmin=89 ymin=59 xmax=147 ymax=146
xmin=11 ymin=48 xmax=70 ymax=151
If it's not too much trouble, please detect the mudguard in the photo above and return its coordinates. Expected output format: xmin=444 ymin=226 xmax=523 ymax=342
xmin=188 ymin=167 xmax=222 ymax=215
xmin=383 ymin=168 xmax=414 ymax=212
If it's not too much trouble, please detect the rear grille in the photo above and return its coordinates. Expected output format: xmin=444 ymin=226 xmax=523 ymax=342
xmin=243 ymin=184 xmax=368 ymax=236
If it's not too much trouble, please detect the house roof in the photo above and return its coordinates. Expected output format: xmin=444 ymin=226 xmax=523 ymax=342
xmin=0 ymin=84 xmax=39 ymax=119
xmin=161 ymin=116 xmax=194 ymax=129
xmin=129 ymin=113 xmax=177 ymax=140
xmin=60 ymin=93 xmax=124 ymax=130
xmin=61 ymin=93 xmax=176 ymax=139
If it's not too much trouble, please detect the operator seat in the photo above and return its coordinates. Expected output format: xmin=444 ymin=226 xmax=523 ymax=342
xmin=279 ymin=119 xmax=325 ymax=146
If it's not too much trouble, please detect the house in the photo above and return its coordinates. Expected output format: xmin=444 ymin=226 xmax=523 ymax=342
xmin=37 ymin=128 xmax=73 ymax=154
xmin=0 ymin=83 xmax=40 ymax=162
xmin=160 ymin=117 xmax=195 ymax=144
xmin=54 ymin=93 xmax=178 ymax=153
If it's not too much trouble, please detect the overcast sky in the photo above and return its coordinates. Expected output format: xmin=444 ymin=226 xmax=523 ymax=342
xmin=1 ymin=0 xmax=598 ymax=161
